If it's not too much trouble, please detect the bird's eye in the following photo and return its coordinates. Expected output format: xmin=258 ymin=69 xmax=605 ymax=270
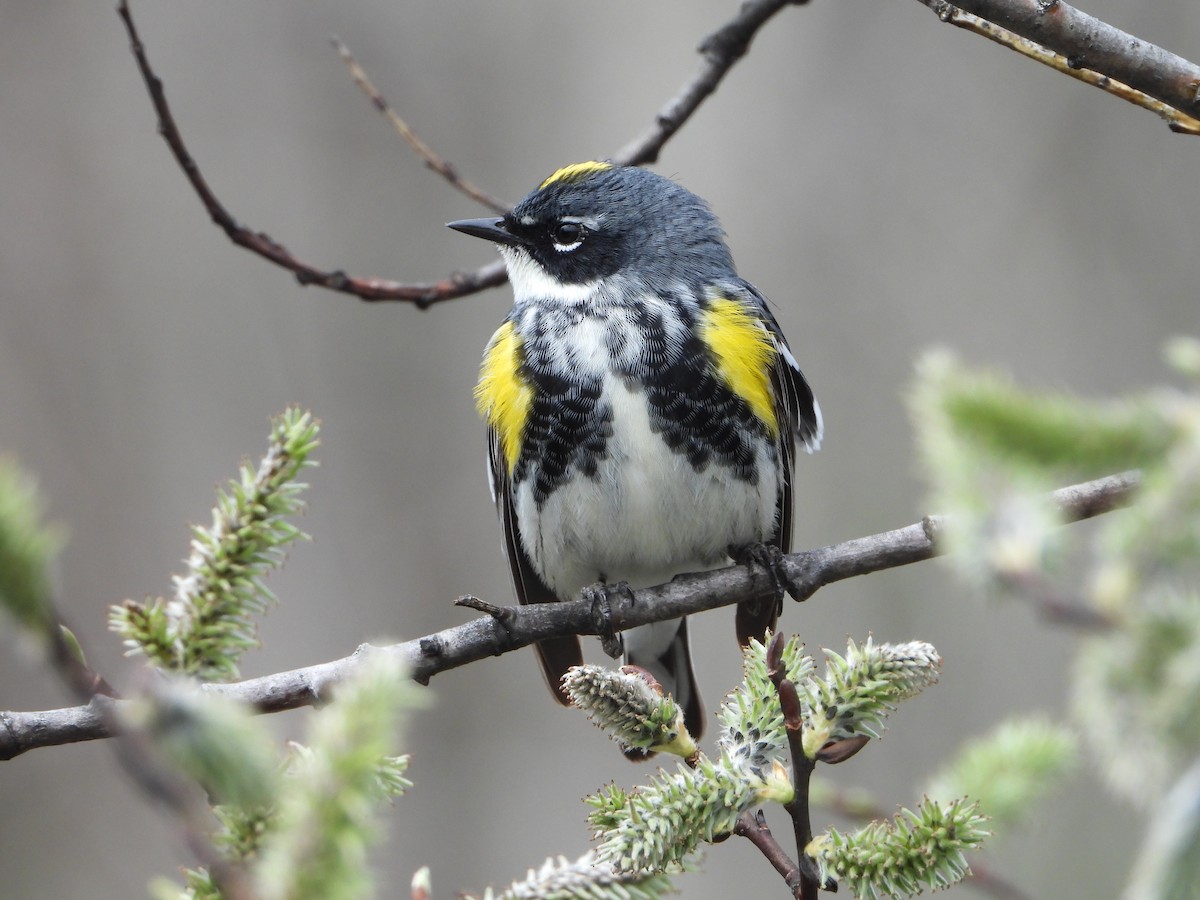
xmin=551 ymin=221 xmax=584 ymax=250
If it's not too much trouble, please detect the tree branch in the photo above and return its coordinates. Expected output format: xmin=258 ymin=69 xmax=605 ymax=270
xmin=732 ymin=809 xmax=805 ymax=898
xmin=116 ymin=0 xmax=800 ymax=308
xmin=0 ymin=471 xmax=1138 ymax=761
xmin=331 ymin=37 xmax=511 ymax=214
xmin=767 ymin=634 xmax=821 ymax=899
xmin=115 ymin=0 xmax=510 ymax=310
xmin=613 ymin=0 xmax=806 ymax=166
xmin=34 ymin=612 xmax=258 ymax=898
xmin=917 ymin=0 xmax=1200 ymax=133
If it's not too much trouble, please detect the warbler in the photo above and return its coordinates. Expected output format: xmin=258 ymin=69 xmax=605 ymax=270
xmin=449 ymin=162 xmax=821 ymax=752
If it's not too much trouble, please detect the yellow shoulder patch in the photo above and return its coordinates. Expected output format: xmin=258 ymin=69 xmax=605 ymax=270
xmin=476 ymin=321 xmax=534 ymax=473
xmin=699 ymin=298 xmax=779 ymax=435
xmin=540 ymin=160 xmax=613 ymax=190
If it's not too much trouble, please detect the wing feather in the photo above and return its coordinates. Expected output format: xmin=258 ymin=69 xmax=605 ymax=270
xmin=732 ymin=283 xmax=822 ymax=644
xmin=486 ymin=427 xmax=582 ymax=704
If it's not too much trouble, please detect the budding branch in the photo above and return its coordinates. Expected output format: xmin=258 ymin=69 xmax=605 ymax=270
xmin=0 ymin=471 xmax=1139 ymax=761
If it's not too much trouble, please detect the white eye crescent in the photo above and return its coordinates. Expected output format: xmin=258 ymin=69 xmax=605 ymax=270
xmin=552 ymin=220 xmax=584 ymax=252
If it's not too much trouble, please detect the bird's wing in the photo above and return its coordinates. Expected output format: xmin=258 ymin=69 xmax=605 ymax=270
xmin=486 ymin=426 xmax=583 ymax=705
xmin=747 ymin=283 xmax=823 ymax=462
xmin=733 ymin=282 xmax=822 ymax=643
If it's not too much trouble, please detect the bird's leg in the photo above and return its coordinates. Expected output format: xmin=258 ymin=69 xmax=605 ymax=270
xmin=581 ymin=579 xmax=634 ymax=660
xmin=730 ymin=542 xmax=794 ymax=645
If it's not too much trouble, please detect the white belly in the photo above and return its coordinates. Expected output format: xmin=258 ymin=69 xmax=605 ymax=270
xmin=516 ymin=374 xmax=779 ymax=599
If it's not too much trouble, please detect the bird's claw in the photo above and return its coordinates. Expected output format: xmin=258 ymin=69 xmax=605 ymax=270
xmin=582 ymin=580 xmax=634 ymax=659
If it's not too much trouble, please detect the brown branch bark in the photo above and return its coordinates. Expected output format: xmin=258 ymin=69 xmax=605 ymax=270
xmin=116 ymin=0 xmax=799 ymax=308
xmin=116 ymin=0 xmax=510 ymax=310
xmin=918 ymin=0 xmax=1200 ymax=133
xmin=733 ymin=810 xmax=806 ymax=898
xmin=331 ymin=37 xmax=511 ymax=214
xmin=0 ymin=470 xmax=1139 ymax=761
xmin=767 ymin=634 xmax=822 ymax=899
xmin=118 ymin=0 xmax=1200 ymax=313
xmin=613 ymin=0 xmax=807 ymax=166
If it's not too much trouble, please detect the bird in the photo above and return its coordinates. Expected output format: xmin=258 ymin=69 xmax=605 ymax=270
xmin=448 ymin=161 xmax=821 ymax=754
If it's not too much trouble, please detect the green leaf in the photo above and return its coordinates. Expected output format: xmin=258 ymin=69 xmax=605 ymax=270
xmin=916 ymin=351 xmax=1173 ymax=478
xmin=0 ymin=458 xmax=63 ymax=634
xmin=815 ymin=797 xmax=988 ymax=899
xmin=253 ymin=652 xmax=415 ymax=900
xmin=109 ymin=408 xmax=319 ymax=681
xmin=924 ymin=717 xmax=1077 ymax=830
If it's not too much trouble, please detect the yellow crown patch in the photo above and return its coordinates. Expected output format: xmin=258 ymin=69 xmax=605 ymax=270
xmin=539 ymin=160 xmax=612 ymax=190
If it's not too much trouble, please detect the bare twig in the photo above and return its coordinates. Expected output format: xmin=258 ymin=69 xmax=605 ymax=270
xmin=733 ymin=810 xmax=805 ymax=898
xmin=995 ymin=568 xmax=1116 ymax=629
xmin=917 ymin=0 xmax=1200 ymax=134
xmin=120 ymin=0 xmax=1200 ymax=314
xmin=614 ymin=0 xmax=805 ymax=166
xmin=0 ymin=471 xmax=1139 ymax=761
xmin=117 ymin=0 xmax=802 ymax=307
xmin=927 ymin=4 xmax=1200 ymax=134
xmin=116 ymin=0 xmax=504 ymax=309
xmin=331 ymin=37 xmax=510 ymax=213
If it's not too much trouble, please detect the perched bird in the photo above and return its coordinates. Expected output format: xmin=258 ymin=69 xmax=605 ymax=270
xmin=449 ymin=162 xmax=821 ymax=752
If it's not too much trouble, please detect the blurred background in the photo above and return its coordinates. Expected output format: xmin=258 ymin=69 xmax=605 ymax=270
xmin=1 ymin=1 xmax=1196 ymax=896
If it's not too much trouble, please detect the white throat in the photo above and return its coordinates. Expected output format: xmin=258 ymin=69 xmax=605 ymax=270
xmin=500 ymin=247 xmax=599 ymax=304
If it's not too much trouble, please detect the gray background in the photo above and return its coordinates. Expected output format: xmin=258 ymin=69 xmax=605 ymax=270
xmin=1 ymin=1 xmax=1196 ymax=897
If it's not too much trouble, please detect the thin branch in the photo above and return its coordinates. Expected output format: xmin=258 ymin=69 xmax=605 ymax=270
xmin=0 ymin=471 xmax=1138 ymax=761
xmin=331 ymin=37 xmax=510 ymax=214
xmin=119 ymin=0 xmax=1200 ymax=313
xmin=994 ymin=568 xmax=1115 ymax=629
xmin=733 ymin=810 xmax=805 ymax=898
xmin=117 ymin=0 xmax=801 ymax=307
xmin=917 ymin=0 xmax=1200 ymax=134
xmin=107 ymin=722 xmax=260 ymax=900
xmin=116 ymin=0 xmax=503 ymax=309
xmin=767 ymin=634 xmax=821 ymax=899
xmin=926 ymin=4 xmax=1200 ymax=134
xmin=614 ymin=0 xmax=805 ymax=166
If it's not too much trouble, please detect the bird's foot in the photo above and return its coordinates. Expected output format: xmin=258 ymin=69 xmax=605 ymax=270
xmin=581 ymin=580 xmax=635 ymax=660
xmin=729 ymin=542 xmax=796 ymax=600
xmin=730 ymin=542 xmax=796 ymax=646
xmin=731 ymin=541 xmax=801 ymax=601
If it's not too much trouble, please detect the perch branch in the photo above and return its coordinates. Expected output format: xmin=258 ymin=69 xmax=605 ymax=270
xmin=0 ymin=471 xmax=1138 ymax=761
